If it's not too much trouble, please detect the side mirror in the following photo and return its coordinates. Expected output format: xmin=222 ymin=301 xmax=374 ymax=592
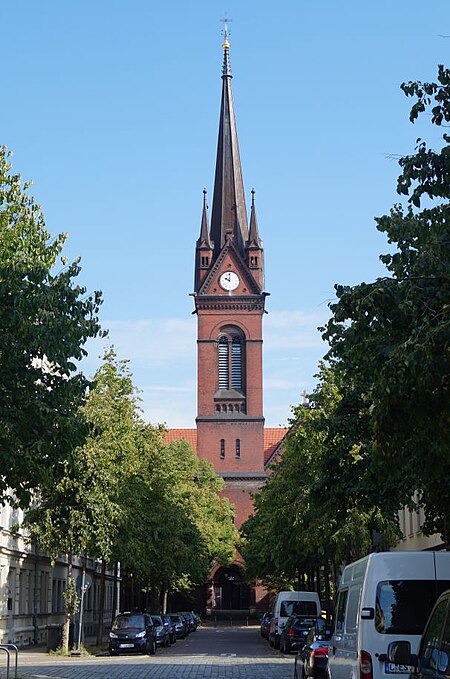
xmin=388 ymin=641 xmax=412 ymax=666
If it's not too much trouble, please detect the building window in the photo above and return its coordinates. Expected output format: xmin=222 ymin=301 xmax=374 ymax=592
xmin=217 ymin=327 xmax=244 ymax=392
xmin=250 ymin=256 xmax=258 ymax=267
xmin=235 ymin=439 xmax=240 ymax=459
xmin=201 ymin=256 xmax=209 ymax=267
xmin=220 ymin=439 xmax=225 ymax=459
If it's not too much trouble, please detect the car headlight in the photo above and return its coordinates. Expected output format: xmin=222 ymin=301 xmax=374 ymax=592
xmin=109 ymin=632 xmax=118 ymax=639
xmin=136 ymin=630 xmax=146 ymax=638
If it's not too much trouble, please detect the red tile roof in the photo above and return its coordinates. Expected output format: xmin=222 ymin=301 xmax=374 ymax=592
xmin=163 ymin=427 xmax=288 ymax=466
xmin=263 ymin=427 xmax=289 ymax=465
xmin=164 ymin=429 xmax=197 ymax=449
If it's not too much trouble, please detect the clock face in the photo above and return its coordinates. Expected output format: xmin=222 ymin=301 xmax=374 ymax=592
xmin=219 ymin=271 xmax=240 ymax=291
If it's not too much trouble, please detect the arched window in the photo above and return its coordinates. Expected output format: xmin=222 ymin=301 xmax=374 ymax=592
xmin=217 ymin=327 xmax=244 ymax=392
xmin=235 ymin=439 xmax=241 ymax=459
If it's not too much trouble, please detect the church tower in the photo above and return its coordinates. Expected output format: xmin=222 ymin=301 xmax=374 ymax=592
xmin=193 ymin=27 xmax=267 ymax=529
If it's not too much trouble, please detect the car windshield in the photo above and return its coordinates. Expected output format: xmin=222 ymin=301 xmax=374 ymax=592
xmin=281 ymin=600 xmax=318 ymax=617
xmin=293 ymin=617 xmax=318 ymax=629
xmin=375 ymin=580 xmax=450 ymax=635
xmin=170 ymin=615 xmax=182 ymax=622
xmin=151 ymin=616 xmax=162 ymax=626
xmin=113 ymin=614 xmax=144 ymax=630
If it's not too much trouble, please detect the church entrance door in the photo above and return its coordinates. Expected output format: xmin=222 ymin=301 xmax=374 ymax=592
xmin=213 ymin=565 xmax=250 ymax=611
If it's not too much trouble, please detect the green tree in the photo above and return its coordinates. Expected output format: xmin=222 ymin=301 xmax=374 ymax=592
xmin=24 ymin=349 xmax=140 ymax=652
xmin=0 ymin=146 xmax=103 ymax=504
xmin=241 ymin=364 xmax=398 ymax=604
xmin=117 ymin=435 xmax=238 ymax=611
xmin=323 ymin=65 xmax=450 ymax=544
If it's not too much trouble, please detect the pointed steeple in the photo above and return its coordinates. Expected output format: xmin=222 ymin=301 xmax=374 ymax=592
xmin=248 ymin=189 xmax=263 ymax=248
xmin=197 ymin=189 xmax=213 ymax=248
xmin=210 ymin=25 xmax=249 ymax=259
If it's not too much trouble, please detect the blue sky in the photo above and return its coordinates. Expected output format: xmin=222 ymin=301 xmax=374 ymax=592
xmin=1 ymin=1 xmax=448 ymax=427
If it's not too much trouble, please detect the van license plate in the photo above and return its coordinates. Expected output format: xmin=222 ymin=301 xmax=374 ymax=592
xmin=119 ymin=643 xmax=134 ymax=648
xmin=385 ymin=663 xmax=413 ymax=674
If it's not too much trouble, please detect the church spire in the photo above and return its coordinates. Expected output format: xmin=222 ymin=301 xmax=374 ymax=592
xmin=209 ymin=24 xmax=249 ymax=259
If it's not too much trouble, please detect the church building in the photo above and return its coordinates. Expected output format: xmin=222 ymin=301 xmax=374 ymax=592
xmin=166 ymin=28 xmax=288 ymax=616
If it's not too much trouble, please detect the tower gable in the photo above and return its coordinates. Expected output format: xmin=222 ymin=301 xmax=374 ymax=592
xmin=198 ymin=239 xmax=262 ymax=297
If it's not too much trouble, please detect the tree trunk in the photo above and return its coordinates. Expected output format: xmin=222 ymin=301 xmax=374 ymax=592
xmin=161 ymin=586 xmax=168 ymax=614
xmin=112 ymin=562 xmax=119 ymax=619
xmin=96 ymin=559 xmax=106 ymax=646
xmin=324 ymin=561 xmax=331 ymax=622
xmin=62 ymin=549 xmax=74 ymax=654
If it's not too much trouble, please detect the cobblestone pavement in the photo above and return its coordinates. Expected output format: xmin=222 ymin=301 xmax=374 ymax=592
xmin=13 ymin=627 xmax=294 ymax=679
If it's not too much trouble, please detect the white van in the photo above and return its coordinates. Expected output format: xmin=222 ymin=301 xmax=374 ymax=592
xmin=328 ymin=551 xmax=450 ymax=679
xmin=269 ymin=590 xmax=321 ymax=649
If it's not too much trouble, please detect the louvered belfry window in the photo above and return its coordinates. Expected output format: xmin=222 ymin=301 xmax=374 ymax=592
xmin=231 ymin=337 xmax=242 ymax=389
xmin=218 ymin=337 xmax=229 ymax=389
xmin=218 ymin=328 xmax=244 ymax=392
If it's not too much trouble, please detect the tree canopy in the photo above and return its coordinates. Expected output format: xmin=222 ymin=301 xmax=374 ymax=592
xmin=242 ymin=65 xmax=450 ymax=591
xmin=0 ymin=146 xmax=103 ymax=504
xmin=323 ymin=64 xmax=450 ymax=544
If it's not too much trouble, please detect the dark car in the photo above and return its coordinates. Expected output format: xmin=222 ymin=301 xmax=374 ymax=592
xmin=385 ymin=589 xmax=450 ymax=679
xmin=294 ymin=619 xmax=332 ymax=679
xmin=169 ymin=614 xmax=188 ymax=639
xmin=280 ymin=615 xmax=324 ymax=654
xmin=162 ymin=614 xmax=177 ymax=644
xmin=109 ymin=612 xmax=156 ymax=656
xmin=176 ymin=611 xmax=197 ymax=633
xmin=260 ymin=612 xmax=272 ymax=639
xmin=151 ymin=615 xmax=170 ymax=647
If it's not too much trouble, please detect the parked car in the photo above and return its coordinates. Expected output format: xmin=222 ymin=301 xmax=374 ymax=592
xmin=328 ymin=551 xmax=450 ymax=679
xmin=280 ymin=615 xmax=324 ymax=654
xmin=169 ymin=614 xmax=188 ymax=639
xmin=270 ymin=591 xmax=321 ymax=649
xmin=384 ymin=588 xmax=450 ymax=679
xmin=162 ymin=614 xmax=177 ymax=644
xmin=260 ymin=612 xmax=272 ymax=639
xmin=294 ymin=618 xmax=332 ymax=679
xmin=176 ymin=611 xmax=197 ymax=632
xmin=151 ymin=615 xmax=170 ymax=647
xmin=109 ymin=612 xmax=156 ymax=656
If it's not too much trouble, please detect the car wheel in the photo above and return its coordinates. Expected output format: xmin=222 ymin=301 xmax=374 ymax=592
xmin=109 ymin=650 xmax=119 ymax=657
xmin=149 ymin=640 xmax=156 ymax=655
xmin=285 ymin=641 xmax=291 ymax=654
xmin=274 ymin=637 xmax=280 ymax=650
xmin=269 ymin=636 xmax=274 ymax=647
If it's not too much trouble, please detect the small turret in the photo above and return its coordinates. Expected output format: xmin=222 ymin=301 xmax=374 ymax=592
xmin=247 ymin=189 xmax=264 ymax=289
xmin=195 ymin=190 xmax=214 ymax=290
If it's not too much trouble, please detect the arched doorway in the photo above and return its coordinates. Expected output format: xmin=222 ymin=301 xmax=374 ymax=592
xmin=212 ymin=565 xmax=251 ymax=611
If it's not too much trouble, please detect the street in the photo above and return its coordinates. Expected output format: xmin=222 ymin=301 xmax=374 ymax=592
xmin=15 ymin=626 xmax=293 ymax=678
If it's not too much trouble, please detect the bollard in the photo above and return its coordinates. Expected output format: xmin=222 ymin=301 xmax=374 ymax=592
xmin=246 ymin=617 xmax=249 ymax=627
xmin=230 ymin=617 xmax=233 ymax=627
xmin=214 ymin=616 xmax=217 ymax=627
